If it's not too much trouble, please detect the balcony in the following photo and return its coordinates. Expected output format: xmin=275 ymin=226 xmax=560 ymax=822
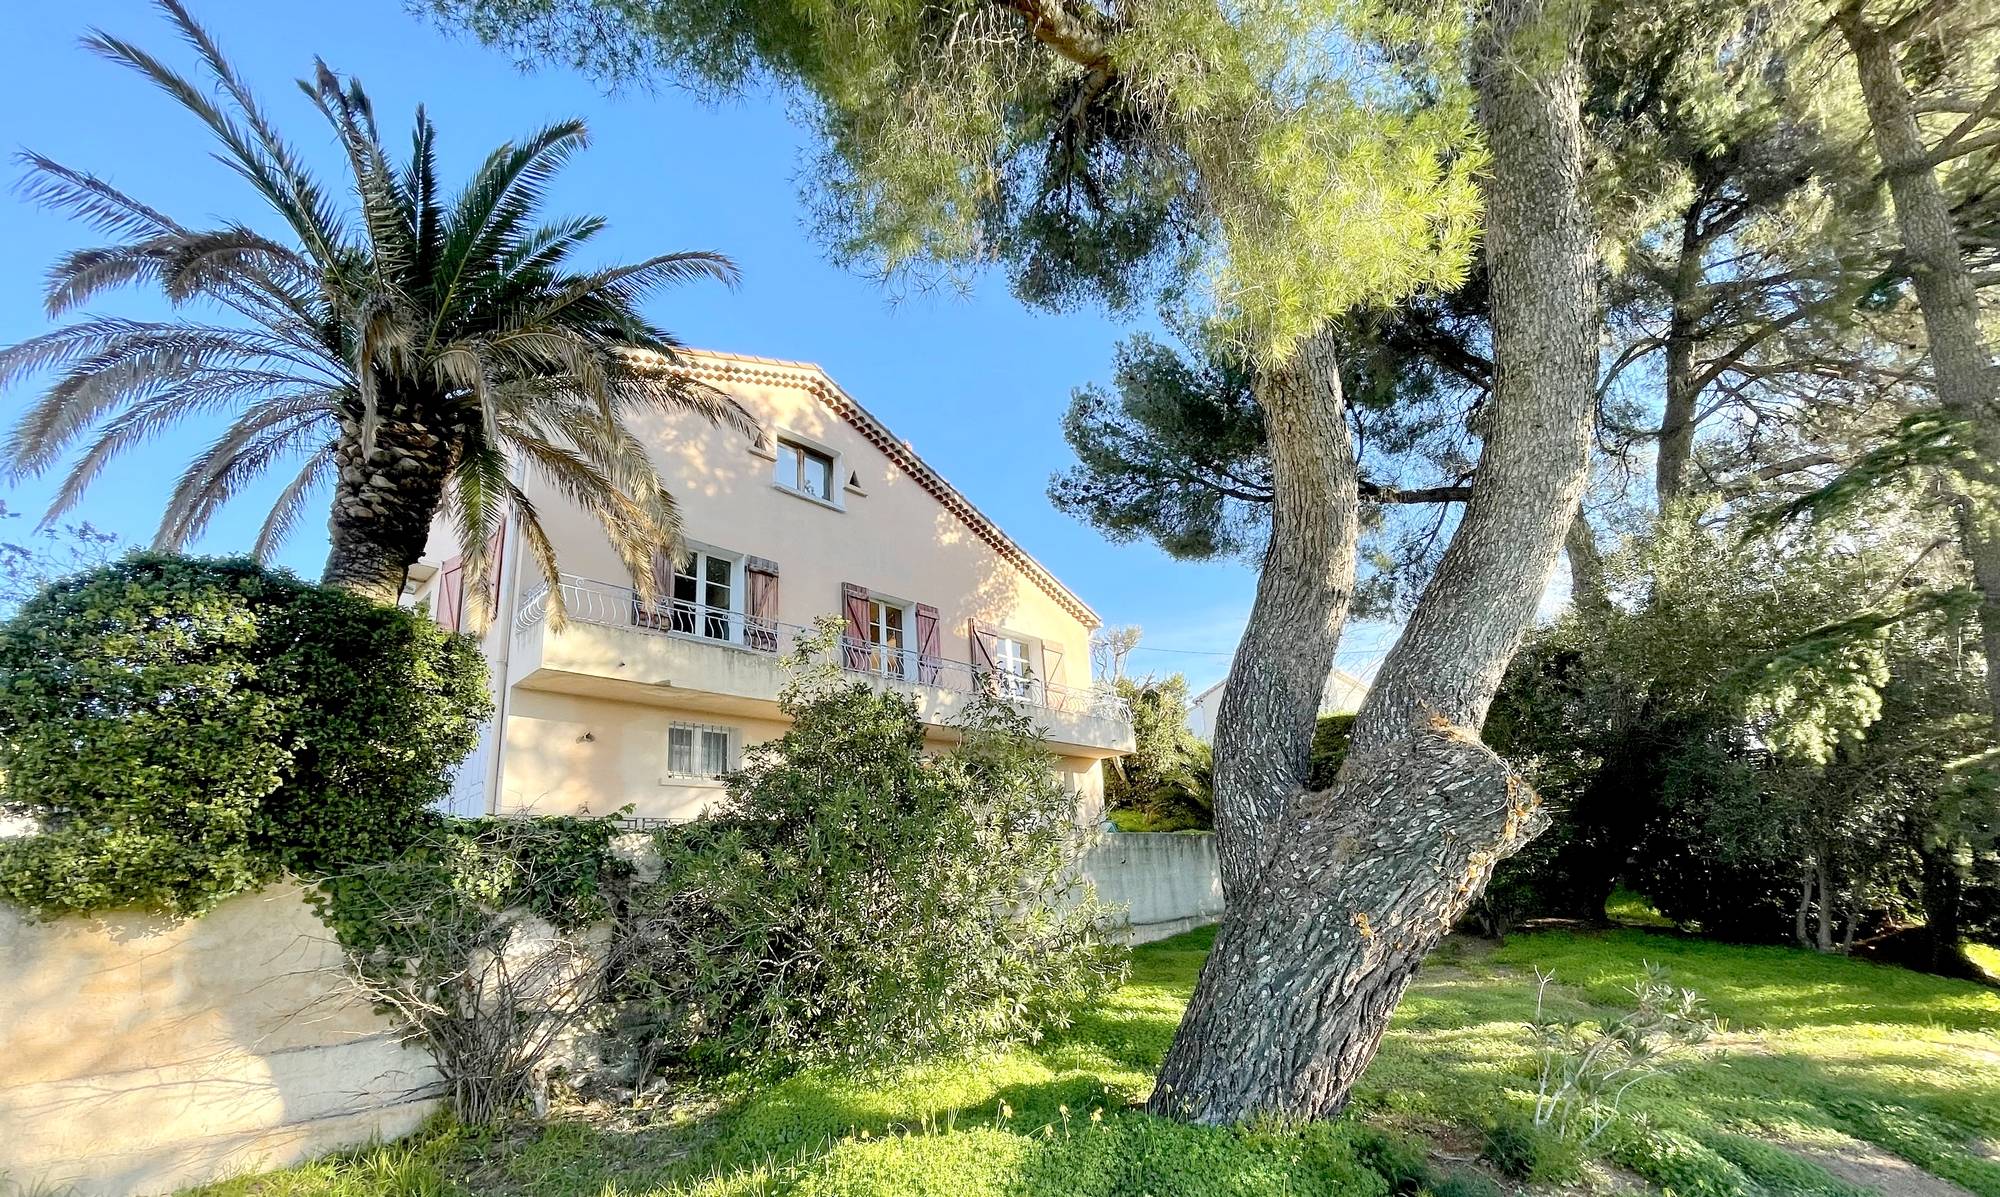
xmin=510 ymin=575 xmax=1134 ymax=756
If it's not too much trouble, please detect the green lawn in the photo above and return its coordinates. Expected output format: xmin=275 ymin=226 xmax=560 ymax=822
xmin=190 ymin=928 xmax=2000 ymax=1197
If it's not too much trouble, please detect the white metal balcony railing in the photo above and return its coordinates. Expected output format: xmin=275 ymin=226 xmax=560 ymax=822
xmin=515 ymin=573 xmax=1131 ymax=724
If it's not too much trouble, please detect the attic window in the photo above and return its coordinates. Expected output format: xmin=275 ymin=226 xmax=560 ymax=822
xmin=775 ymin=438 xmax=836 ymax=504
xmin=844 ymin=469 xmax=867 ymax=497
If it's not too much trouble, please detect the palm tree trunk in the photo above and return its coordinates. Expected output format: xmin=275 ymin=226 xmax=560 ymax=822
xmin=322 ymin=402 xmax=460 ymax=603
xmin=1146 ymin=0 xmax=1596 ymax=1123
xmin=1208 ymin=327 xmax=1360 ymax=899
xmin=1839 ymin=5 xmax=2000 ymax=729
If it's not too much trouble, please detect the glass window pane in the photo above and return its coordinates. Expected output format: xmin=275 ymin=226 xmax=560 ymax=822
xmin=668 ymin=727 xmax=693 ymax=775
xmin=806 ymin=452 xmax=832 ymax=499
xmin=775 ymin=443 xmax=800 ymax=488
xmin=701 ymin=730 xmax=729 ymax=775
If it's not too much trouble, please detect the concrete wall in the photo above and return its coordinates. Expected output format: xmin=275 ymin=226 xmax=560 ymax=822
xmin=1081 ymin=831 xmax=1225 ymax=944
xmin=0 ymin=884 xmax=439 ymax=1197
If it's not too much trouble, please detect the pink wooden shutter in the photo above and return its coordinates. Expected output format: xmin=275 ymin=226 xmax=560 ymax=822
xmin=747 ymin=557 xmax=780 ymax=652
xmin=637 ymin=549 xmax=676 ymax=630
xmin=968 ymin=619 xmax=999 ymax=691
xmin=914 ymin=603 xmax=942 ymax=684
xmin=434 ymin=556 xmax=465 ymax=634
xmin=1040 ymin=640 xmax=1066 ymax=707
xmin=842 ymin=582 xmax=871 ymax=670
xmin=482 ymin=522 xmax=507 ymax=619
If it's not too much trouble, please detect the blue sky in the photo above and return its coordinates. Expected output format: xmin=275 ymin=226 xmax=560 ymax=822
xmin=0 ymin=0 xmax=1402 ymax=692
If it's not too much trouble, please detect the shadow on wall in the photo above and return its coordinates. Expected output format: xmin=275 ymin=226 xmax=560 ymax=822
xmin=0 ymin=884 xmax=439 ymax=1197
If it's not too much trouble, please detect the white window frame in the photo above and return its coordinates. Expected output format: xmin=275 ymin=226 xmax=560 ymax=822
xmin=992 ymin=634 xmax=1033 ymax=699
xmin=665 ymin=721 xmax=737 ymax=780
xmin=771 ymin=431 xmax=843 ymax=510
xmin=664 ymin=542 xmax=745 ymax=645
xmin=862 ymin=594 xmax=916 ymax=680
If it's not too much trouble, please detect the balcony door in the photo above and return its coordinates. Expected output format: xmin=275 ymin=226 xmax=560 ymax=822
xmin=866 ymin=597 xmax=909 ymax=679
xmin=669 ymin=549 xmax=741 ymax=643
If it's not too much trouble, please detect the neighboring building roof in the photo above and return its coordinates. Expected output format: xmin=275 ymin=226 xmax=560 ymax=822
xmin=1191 ymin=665 xmax=1371 ymax=714
xmin=669 ymin=349 xmax=1103 ymax=628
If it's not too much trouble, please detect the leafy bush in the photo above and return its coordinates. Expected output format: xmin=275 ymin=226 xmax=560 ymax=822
xmin=316 ymin=817 xmax=632 ymax=1123
xmin=0 ymin=554 xmax=489 ymax=917
xmin=616 ymin=632 xmax=1125 ymax=1079
xmin=1103 ymin=673 xmax=1213 ymax=830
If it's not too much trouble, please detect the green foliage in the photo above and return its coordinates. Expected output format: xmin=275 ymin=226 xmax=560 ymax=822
xmin=1103 ymin=672 xmax=1213 ymax=831
xmin=1527 ymin=964 xmax=1714 ymax=1144
xmin=1348 ymin=1125 xmax=1435 ymax=1193
xmin=429 ymin=0 xmax=1484 ymax=363
xmin=1486 ymin=507 xmax=2000 ymax=951
xmin=314 ymin=816 xmax=628 ymax=957
xmin=1309 ymin=712 xmax=1358 ymax=790
xmin=312 ymin=816 xmax=632 ymax=1124
xmin=1478 ymin=1112 xmax=1582 ymax=1183
xmin=0 ymin=554 xmax=489 ymax=918
xmin=616 ymin=633 xmax=1124 ymax=1079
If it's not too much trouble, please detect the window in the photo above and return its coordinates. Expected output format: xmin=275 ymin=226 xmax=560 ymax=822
xmin=866 ymin=598 xmax=908 ymax=679
xmin=775 ymin=438 xmax=836 ymax=502
xmin=669 ymin=549 xmax=737 ymax=641
xmin=667 ymin=723 xmax=734 ymax=778
xmin=993 ymin=636 xmax=1031 ymax=698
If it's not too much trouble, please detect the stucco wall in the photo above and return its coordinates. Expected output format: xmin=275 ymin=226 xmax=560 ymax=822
xmin=0 ymin=884 xmax=438 ymax=1197
xmin=1080 ymin=832 xmax=1225 ymax=944
xmin=499 ymin=686 xmax=1107 ymax=823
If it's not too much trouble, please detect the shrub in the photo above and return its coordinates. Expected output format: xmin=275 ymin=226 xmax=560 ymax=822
xmin=1527 ymin=964 xmax=1713 ymax=1145
xmin=316 ymin=817 xmax=632 ymax=1123
xmin=1349 ymin=1125 xmax=1434 ymax=1193
xmin=616 ymin=629 xmax=1125 ymax=1080
xmin=0 ymin=554 xmax=489 ymax=917
xmin=1479 ymin=1112 xmax=1581 ymax=1183
xmin=1103 ymin=674 xmax=1213 ymax=830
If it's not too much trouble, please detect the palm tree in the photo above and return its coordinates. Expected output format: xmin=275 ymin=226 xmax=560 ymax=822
xmin=0 ymin=0 xmax=741 ymax=614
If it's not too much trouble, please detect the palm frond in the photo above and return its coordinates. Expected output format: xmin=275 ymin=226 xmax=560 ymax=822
xmin=253 ymin=446 xmax=336 ymax=560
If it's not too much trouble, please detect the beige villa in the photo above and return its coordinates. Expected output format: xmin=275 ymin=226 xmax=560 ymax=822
xmin=405 ymin=350 xmax=1135 ymax=826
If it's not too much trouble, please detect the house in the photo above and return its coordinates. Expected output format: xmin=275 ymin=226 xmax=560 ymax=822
xmin=1186 ymin=665 xmax=1370 ymax=742
xmin=408 ymin=349 xmax=1135 ymax=825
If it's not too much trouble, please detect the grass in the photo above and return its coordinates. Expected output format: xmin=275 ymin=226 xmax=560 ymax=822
xmin=1970 ymin=943 xmax=2000 ymax=983
xmin=186 ymin=928 xmax=2000 ymax=1197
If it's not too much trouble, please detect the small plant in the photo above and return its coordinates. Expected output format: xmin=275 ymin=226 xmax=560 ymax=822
xmin=1480 ymin=1111 xmax=1583 ymax=1182
xmin=1425 ymin=1174 xmax=1503 ymax=1197
xmin=1527 ymin=963 xmax=1714 ymax=1145
xmin=1349 ymin=1125 xmax=1435 ymax=1194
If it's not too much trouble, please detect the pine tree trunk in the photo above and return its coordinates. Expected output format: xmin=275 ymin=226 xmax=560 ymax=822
xmin=1147 ymin=0 xmax=1596 ymax=1124
xmin=1208 ymin=327 xmax=1359 ymax=898
xmin=1840 ymin=7 xmax=2000 ymax=728
xmin=1654 ymin=202 xmax=1706 ymax=506
xmin=321 ymin=399 xmax=461 ymax=604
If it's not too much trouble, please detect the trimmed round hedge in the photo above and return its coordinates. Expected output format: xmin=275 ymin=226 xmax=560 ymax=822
xmin=0 ymin=553 xmax=491 ymax=917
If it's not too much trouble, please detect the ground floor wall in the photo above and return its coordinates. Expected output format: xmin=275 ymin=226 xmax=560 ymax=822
xmin=492 ymin=687 xmax=1107 ymax=824
xmin=0 ymin=883 xmax=438 ymax=1197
